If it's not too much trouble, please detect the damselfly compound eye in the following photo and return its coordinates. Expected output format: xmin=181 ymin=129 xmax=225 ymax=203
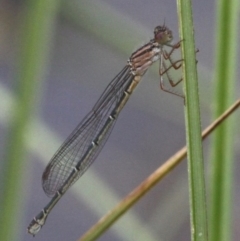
xmin=154 ymin=25 xmax=173 ymax=45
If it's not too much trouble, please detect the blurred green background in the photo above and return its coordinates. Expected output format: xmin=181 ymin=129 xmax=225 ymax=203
xmin=0 ymin=0 xmax=239 ymax=241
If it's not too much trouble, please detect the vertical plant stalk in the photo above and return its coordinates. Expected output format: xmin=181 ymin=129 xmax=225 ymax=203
xmin=209 ymin=0 xmax=239 ymax=240
xmin=176 ymin=0 xmax=208 ymax=240
xmin=0 ymin=1 xmax=59 ymax=241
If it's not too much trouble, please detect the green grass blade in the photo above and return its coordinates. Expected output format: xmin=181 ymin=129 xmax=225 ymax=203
xmin=0 ymin=1 xmax=59 ymax=241
xmin=209 ymin=0 xmax=239 ymax=241
xmin=176 ymin=0 xmax=208 ymax=240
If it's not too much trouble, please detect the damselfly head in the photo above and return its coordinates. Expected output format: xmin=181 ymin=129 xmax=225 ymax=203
xmin=154 ymin=26 xmax=173 ymax=45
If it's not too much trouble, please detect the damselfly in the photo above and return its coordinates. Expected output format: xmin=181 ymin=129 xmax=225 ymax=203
xmin=27 ymin=24 xmax=183 ymax=236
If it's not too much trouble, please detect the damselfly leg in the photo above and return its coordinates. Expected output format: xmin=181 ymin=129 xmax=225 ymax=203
xmin=159 ymin=40 xmax=184 ymax=98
